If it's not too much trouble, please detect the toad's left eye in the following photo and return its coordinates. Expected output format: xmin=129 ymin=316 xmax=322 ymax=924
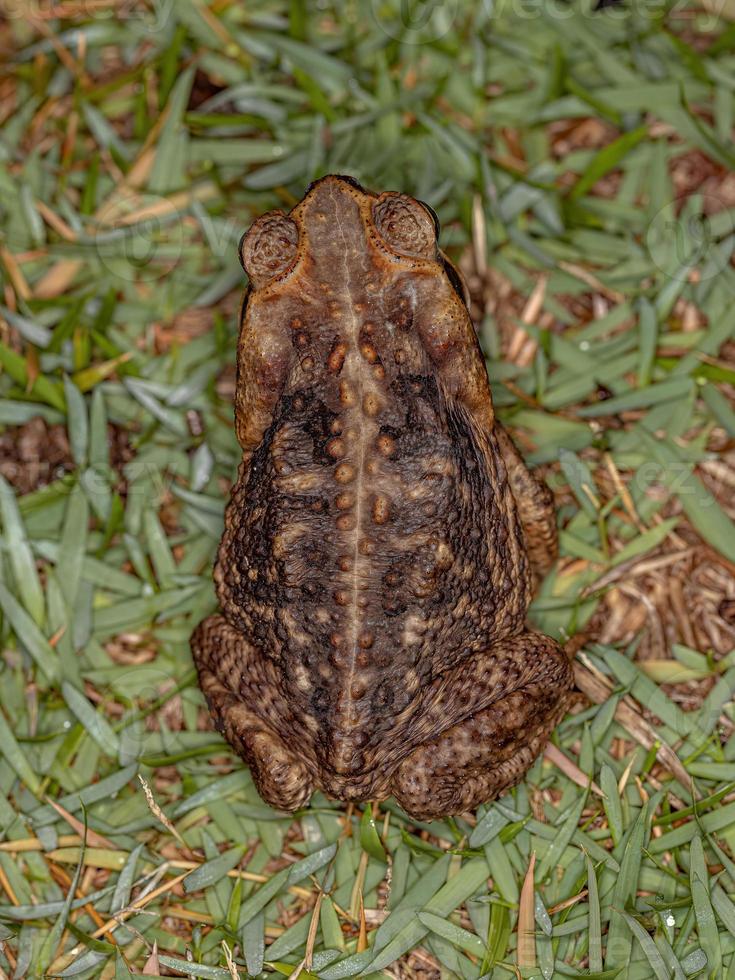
xmin=239 ymin=212 xmax=299 ymax=287
xmin=372 ymin=193 xmax=436 ymax=258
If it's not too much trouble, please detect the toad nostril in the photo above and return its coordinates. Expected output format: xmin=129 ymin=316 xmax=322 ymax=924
xmin=334 ymin=174 xmax=365 ymax=191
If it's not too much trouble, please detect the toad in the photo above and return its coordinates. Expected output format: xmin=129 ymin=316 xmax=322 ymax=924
xmin=191 ymin=175 xmax=572 ymax=820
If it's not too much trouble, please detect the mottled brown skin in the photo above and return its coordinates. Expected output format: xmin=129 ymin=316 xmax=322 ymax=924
xmin=191 ymin=175 xmax=572 ymax=821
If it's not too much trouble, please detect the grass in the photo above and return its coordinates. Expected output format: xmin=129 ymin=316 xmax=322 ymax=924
xmin=0 ymin=1 xmax=734 ymax=977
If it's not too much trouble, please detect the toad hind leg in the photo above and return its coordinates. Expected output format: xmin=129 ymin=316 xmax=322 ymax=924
xmin=390 ymin=631 xmax=572 ymax=821
xmin=495 ymin=422 xmax=558 ymax=578
xmin=191 ymin=615 xmax=313 ymax=811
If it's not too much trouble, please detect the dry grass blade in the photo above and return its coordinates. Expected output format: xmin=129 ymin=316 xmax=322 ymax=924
xmin=543 ymin=742 xmax=604 ymax=797
xmin=141 ymin=940 xmax=160 ymax=976
xmin=573 ymin=661 xmax=698 ymax=797
xmin=44 ymin=798 xmax=116 ymax=849
xmin=517 ymin=852 xmax=536 ymax=968
xmin=137 ymin=775 xmax=186 ymax=846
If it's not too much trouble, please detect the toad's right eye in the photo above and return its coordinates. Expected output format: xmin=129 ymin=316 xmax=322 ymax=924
xmin=372 ymin=193 xmax=436 ymax=259
xmin=239 ymin=213 xmax=299 ymax=287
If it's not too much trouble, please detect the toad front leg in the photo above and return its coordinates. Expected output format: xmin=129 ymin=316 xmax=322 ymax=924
xmin=390 ymin=631 xmax=572 ymax=821
xmin=191 ymin=615 xmax=314 ymax=811
xmin=495 ymin=422 xmax=558 ymax=578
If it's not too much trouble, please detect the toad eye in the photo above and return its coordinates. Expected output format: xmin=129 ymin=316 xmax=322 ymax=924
xmin=417 ymin=198 xmax=440 ymax=237
xmin=239 ymin=212 xmax=299 ymax=287
xmin=372 ymin=193 xmax=436 ymax=258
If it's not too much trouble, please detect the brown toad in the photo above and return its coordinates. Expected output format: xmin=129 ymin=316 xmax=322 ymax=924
xmin=191 ymin=175 xmax=572 ymax=821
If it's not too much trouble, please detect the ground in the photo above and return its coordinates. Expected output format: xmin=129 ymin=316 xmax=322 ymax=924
xmin=0 ymin=2 xmax=735 ymax=978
